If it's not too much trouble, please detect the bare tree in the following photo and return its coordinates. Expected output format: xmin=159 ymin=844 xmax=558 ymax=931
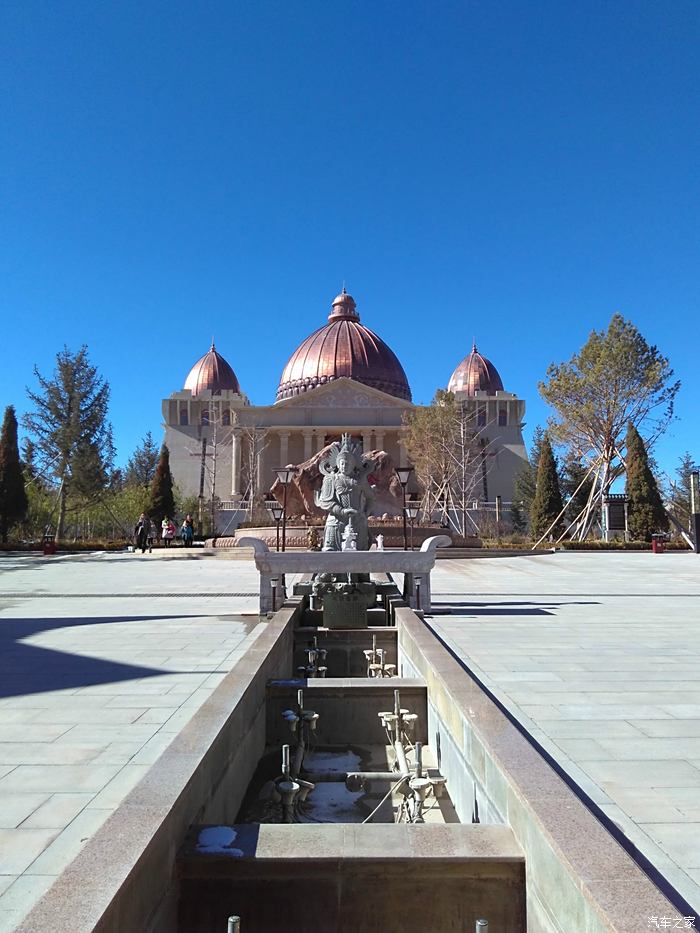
xmin=404 ymin=390 xmax=495 ymax=537
xmin=237 ymin=421 xmax=270 ymax=522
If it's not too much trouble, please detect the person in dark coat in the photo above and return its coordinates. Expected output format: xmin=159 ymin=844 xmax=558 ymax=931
xmin=134 ymin=513 xmax=150 ymax=554
xmin=181 ymin=514 xmax=194 ymax=547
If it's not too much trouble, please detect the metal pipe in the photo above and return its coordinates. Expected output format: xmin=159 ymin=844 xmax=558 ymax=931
xmin=475 ymin=920 xmax=488 ymax=932
xmin=227 ymin=917 xmax=241 ymax=933
xmin=394 ymin=740 xmax=409 ymax=777
xmin=281 ymin=744 xmax=290 ymax=778
xmin=346 ymin=771 xmax=410 ymax=786
xmin=292 ymin=738 xmax=305 ymax=778
xmin=414 ymin=741 xmax=423 ymax=778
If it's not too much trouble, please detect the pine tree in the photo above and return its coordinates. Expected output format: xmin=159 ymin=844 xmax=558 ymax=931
xmin=530 ymin=434 xmax=564 ymax=541
xmin=23 ymin=346 xmax=113 ymax=540
xmin=511 ymin=425 xmax=545 ymax=531
xmin=625 ymin=423 xmax=668 ymax=541
xmin=0 ymin=406 xmax=29 ymax=542
xmin=561 ymin=455 xmax=595 ymax=524
xmin=150 ymin=445 xmax=175 ymax=525
xmin=540 ymin=314 xmax=679 ymax=494
xmin=125 ymin=432 xmax=160 ymax=488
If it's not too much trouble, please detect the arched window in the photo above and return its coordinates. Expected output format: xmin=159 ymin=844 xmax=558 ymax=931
xmin=179 ymin=405 xmax=188 ymax=426
xmin=498 ymin=408 xmax=507 ymax=426
xmin=222 ymin=409 xmax=231 ymax=426
xmin=201 ymin=410 xmax=210 ymax=426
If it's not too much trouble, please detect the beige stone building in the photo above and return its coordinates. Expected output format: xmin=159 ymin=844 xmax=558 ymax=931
xmin=162 ymin=289 xmax=528 ymax=529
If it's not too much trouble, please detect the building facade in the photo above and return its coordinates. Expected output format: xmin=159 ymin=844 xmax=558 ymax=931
xmin=162 ymin=289 xmax=528 ymax=527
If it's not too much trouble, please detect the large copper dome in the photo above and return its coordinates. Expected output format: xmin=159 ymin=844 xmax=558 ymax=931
xmin=448 ymin=343 xmax=504 ymax=395
xmin=184 ymin=343 xmax=241 ymax=395
xmin=276 ymin=289 xmax=412 ymax=402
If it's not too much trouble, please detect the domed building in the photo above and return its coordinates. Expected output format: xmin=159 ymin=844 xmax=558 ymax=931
xmin=276 ymin=288 xmax=412 ymax=402
xmin=162 ymin=289 xmax=527 ymax=527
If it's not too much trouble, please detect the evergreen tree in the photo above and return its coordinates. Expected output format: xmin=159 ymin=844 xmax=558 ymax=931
xmin=0 ymin=406 xmax=29 ymax=542
xmin=625 ymin=423 xmax=668 ymax=541
xmin=23 ymin=346 xmax=113 ymax=540
xmin=149 ymin=445 xmax=175 ymax=524
xmin=511 ymin=425 xmax=545 ymax=531
xmin=125 ymin=432 xmax=160 ymax=488
xmin=530 ymin=434 xmax=564 ymax=541
xmin=561 ymin=455 xmax=595 ymax=523
xmin=540 ymin=314 xmax=679 ymax=492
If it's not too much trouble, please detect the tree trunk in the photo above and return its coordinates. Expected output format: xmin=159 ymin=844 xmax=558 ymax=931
xmin=56 ymin=480 xmax=67 ymax=542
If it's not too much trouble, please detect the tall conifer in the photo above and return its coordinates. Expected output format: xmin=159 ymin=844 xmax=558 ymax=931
xmin=0 ymin=406 xmax=28 ymax=542
xmin=625 ymin=423 xmax=668 ymax=541
xmin=150 ymin=445 xmax=175 ymax=525
xmin=530 ymin=434 xmax=564 ymax=540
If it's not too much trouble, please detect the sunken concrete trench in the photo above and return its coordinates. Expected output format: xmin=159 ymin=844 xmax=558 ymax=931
xmin=15 ymin=573 xmax=683 ymax=933
xmin=179 ymin=576 xmax=525 ymax=932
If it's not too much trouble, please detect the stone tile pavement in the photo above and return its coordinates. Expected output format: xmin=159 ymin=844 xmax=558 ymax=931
xmin=0 ymin=550 xmax=270 ymax=931
xmin=427 ymin=550 xmax=700 ymax=915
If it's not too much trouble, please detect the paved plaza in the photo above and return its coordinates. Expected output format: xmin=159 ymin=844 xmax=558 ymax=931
xmin=428 ymin=551 xmax=700 ymax=914
xmin=0 ymin=549 xmax=699 ymax=928
xmin=0 ymin=551 xmax=266 ymax=931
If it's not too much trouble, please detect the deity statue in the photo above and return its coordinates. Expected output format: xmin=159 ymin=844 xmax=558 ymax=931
xmin=315 ymin=434 xmax=375 ymax=551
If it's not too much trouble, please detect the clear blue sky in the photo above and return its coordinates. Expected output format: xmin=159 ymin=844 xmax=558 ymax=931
xmin=1 ymin=1 xmax=698 ymax=480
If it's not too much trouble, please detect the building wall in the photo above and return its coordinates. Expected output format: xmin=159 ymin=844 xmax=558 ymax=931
xmin=162 ymin=379 xmax=529 ymax=517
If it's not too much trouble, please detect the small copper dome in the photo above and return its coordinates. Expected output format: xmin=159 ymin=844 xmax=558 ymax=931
xmin=276 ymin=289 xmax=411 ymax=402
xmin=184 ymin=342 xmax=241 ymax=395
xmin=448 ymin=343 xmax=504 ymax=395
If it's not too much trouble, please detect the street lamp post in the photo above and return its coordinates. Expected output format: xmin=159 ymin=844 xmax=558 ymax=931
xmin=266 ymin=500 xmax=283 ymax=552
xmin=395 ymin=466 xmax=414 ymax=551
xmin=405 ymin=501 xmax=419 ymax=551
xmin=274 ymin=467 xmax=296 ymax=552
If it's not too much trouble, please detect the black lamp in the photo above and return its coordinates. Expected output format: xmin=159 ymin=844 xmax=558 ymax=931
xmin=405 ymin=501 xmax=420 ymax=551
xmin=266 ymin=499 xmax=284 ymax=552
xmin=394 ymin=465 xmax=414 ymax=550
xmin=274 ymin=467 xmax=296 ymax=552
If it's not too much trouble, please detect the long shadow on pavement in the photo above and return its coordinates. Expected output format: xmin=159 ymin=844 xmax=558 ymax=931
xmin=0 ymin=614 xmax=203 ymax=699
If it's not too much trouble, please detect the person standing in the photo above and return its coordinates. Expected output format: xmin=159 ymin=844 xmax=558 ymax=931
xmin=134 ymin=513 xmax=150 ymax=554
xmin=181 ymin=513 xmax=194 ymax=547
xmin=162 ymin=516 xmax=175 ymax=548
xmin=147 ymin=518 xmax=157 ymax=552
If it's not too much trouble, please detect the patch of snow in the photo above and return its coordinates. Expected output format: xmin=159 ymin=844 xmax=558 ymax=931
xmin=303 ymin=781 xmax=365 ymax=823
xmin=196 ymin=826 xmax=244 ymax=856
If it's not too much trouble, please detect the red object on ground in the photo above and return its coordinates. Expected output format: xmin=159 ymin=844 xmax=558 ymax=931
xmin=651 ymin=535 xmax=665 ymax=554
xmin=42 ymin=538 xmax=56 ymax=555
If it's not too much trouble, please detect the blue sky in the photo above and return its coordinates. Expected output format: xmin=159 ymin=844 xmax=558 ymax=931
xmin=1 ymin=1 xmax=698 ymax=480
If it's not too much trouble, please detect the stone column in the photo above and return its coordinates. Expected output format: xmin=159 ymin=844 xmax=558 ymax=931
xmin=231 ymin=429 xmax=241 ymax=497
xmin=374 ymin=431 xmax=385 ymax=452
xmin=316 ymin=432 xmax=326 ymax=452
xmin=256 ymin=439 xmax=266 ymax=497
xmin=279 ymin=431 xmax=290 ymax=467
xmin=303 ymin=430 xmax=313 ymax=461
xmin=397 ymin=434 xmax=408 ymax=466
xmin=362 ymin=431 xmax=372 ymax=453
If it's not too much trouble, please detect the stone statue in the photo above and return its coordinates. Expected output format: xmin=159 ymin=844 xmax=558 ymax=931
xmin=315 ymin=434 xmax=374 ymax=551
